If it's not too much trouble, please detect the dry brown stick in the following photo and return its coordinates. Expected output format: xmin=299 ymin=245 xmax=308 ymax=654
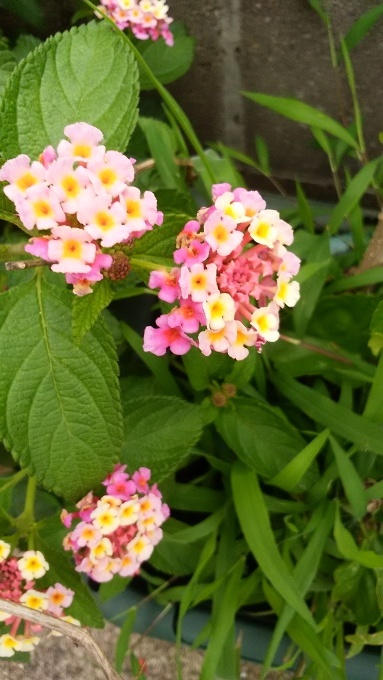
xmin=4 ymin=258 xmax=46 ymax=271
xmin=0 ymin=598 xmax=123 ymax=680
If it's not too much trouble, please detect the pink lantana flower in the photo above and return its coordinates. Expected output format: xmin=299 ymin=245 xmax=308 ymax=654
xmin=0 ymin=154 xmax=46 ymax=201
xmin=143 ymin=315 xmax=193 ymax=355
xmin=15 ymin=185 xmax=66 ymax=231
xmin=48 ymin=226 xmax=96 ymax=274
xmin=148 ymin=268 xmax=180 ymax=303
xmin=179 ymin=263 xmax=219 ymax=303
xmin=87 ymin=150 xmax=135 ymax=197
xmin=57 ymin=122 xmax=105 ymax=163
xmin=77 ymin=194 xmax=128 ymax=248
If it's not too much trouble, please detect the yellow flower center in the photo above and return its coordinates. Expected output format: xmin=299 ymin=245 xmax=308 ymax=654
xmin=16 ymin=172 xmax=37 ymax=191
xmin=63 ymin=240 xmax=82 ymax=258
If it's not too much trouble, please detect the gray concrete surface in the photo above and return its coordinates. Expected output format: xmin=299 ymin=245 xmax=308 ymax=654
xmin=0 ymin=623 xmax=294 ymax=679
xmin=169 ymin=0 xmax=383 ymax=190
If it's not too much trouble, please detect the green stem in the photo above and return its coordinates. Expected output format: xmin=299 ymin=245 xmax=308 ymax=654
xmin=14 ymin=476 xmax=37 ymax=545
xmin=0 ymin=468 xmax=27 ymax=494
xmin=130 ymin=257 xmax=171 ymax=273
xmin=82 ymin=0 xmax=217 ymax=190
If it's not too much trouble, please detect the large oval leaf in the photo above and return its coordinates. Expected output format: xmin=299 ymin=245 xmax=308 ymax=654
xmin=121 ymin=396 xmax=202 ymax=481
xmin=0 ymin=21 xmax=139 ymax=159
xmin=0 ymin=275 xmax=123 ymax=501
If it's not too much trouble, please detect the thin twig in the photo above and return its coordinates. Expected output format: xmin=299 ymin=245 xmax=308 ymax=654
xmin=134 ymin=157 xmax=195 ymax=176
xmin=4 ymin=258 xmax=46 ymax=271
xmin=0 ymin=598 xmax=123 ymax=680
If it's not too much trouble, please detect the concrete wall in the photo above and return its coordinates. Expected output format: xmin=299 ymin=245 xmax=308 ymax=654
xmin=169 ymin=0 xmax=383 ymax=192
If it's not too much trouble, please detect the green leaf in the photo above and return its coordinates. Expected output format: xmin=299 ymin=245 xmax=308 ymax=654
xmin=137 ymin=22 xmax=195 ymax=89
xmin=254 ymin=135 xmax=270 ymax=174
xmin=0 ymin=21 xmax=139 ymax=160
xmin=115 ymin=607 xmax=137 ymax=673
xmin=193 ymin=148 xmax=244 ymax=191
xmin=333 ymin=562 xmax=380 ymax=626
xmin=343 ymin=5 xmax=383 ymax=52
xmin=295 ymin=181 xmax=314 ymax=233
xmin=130 ymin=213 xmax=188 ymax=277
xmin=369 ymin=299 xmax=383 ymax=355
xmin=72 ymin=279 xmax=114 ymax=343
xmin=231 ymin=462 xmax=316 ymax=628
xmin=216 ymin=397 xmax=307 ymax=479
xmin=138 ymin=117 xmax=182 ymax=188
xmin=121 ymin=396 xmax=202 ymax=481
xmin=182 ymin=347 xmax=232 ymax=391
xmin=334 ymin=506 xmax=383 ymax=569
xmin=269 ymin=429 xmax=329 ymax=492
xmin=0 ymin=39 xmax=16 ymax=100
xmin=242 ymin=92 xmax=359 ymax=149
xmin=327 ymin=159 xmax=381 ymax=234
xmin=33 ymin=532 xmax=104 ymax=627
xmin=330 ymin=436 xmax=367 ymax=520
xmin=326 ymin=266 xmax=383 ymax=294
xmin=0 ymin=275 xmax=123 ymax=501
xmin=120 ymin=323 xmax=180 ymax=395
xmin=293 ymin=259 xmax=331 ymax=336
xmin=273 ymin=373 xmax=383 ymax=456
xmin=12 ymin=34 xmax=42 ymax=62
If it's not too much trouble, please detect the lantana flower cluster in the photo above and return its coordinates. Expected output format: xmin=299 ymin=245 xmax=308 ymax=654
xmin=0 ymin=122 xmax=163 ymax=296
xmin=96 ymin=0 xmax=174 ymax=45
xmin=144 ymin=183 xmax=301 ymax=361
xmin=0 ymin=542 xmax=78 ymax=657
xmin=61 ymin=465 xmax=169 ymax=583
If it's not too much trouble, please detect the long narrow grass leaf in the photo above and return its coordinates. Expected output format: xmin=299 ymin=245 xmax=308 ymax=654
xmin=231 ymin=462 xmax=316 ymax=628
xmin=269 ymin=429 xmax=329 ymax=492
xmin=330 ymin=437 xmax=367 ymax=519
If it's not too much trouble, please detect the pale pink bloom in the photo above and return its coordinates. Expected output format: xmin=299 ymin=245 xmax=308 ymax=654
xmin=203 ymin=293 xmax=236 ymax=331
xmin=60 ymin=509 xmax=73 ymax=528
xmin=0 ymin=634 xmax=20 ymax=657
xmin=48 ymin=226 xmax=96 ymax=274
xmin=274 ymin=277 xmax=300 ymax=308
xmin=90 ymin=557 xmax=121 ymax=583
xmin=39 ymin=145 xmax=57 ymax=168
xmin=89 ymin=537 xmax=114 ymax=562
xmin=167 ymin=299 xmax=206 ymax=333
xmin=118 ymin=554 xmax=140 ymax=577
xmin=249 ymin=209 xmax=280 ymax=248
xmin=198 ymin=320 xmax=238 ymax=356
xmin=87 ymin=150 xmax=135 ymax=197
xmin=0 ymin=541 xmax=10 ymax=563
xmin=25 ymin=236 xmax=52 ymax=261
xmin=173 ymin=238 xmax=210 ymax=266
xmin=214 ymin=192 xmax=247 ymax=223
xmin=65 ymin=252 xmax=113 ymax=294
xmin=17 ymin=551 xmax=49 ymax=580
xmin=103 ymin=463 xmax=128 ymax=486
xmin=227 ymin=321 xmax=257 ymax=360
xmin=90 ymin=504 xmax=120 ymax=535
xmin=128 ymin=534 xmax=154 ymax=562
xmin=15 ymin=185 xmax=66 ymax=230
xmin=119 ymin=498 xmax=140 ymax=526
xmin=99 ymin=495 xmax=122 ymax=509
xmin=57 ymin=122 xmax=105 ymax=162
xmin=20 ymin=589 xmax=48 ymax=611
xmin=275 ymin=218 xmax=294 ymax=246
xmin=106 ymin=477 xmax=136 ymax=500
xmin=274 ymin=243 xmax=301 ymax=277
xmin=211 ymin=183 xmax=232 ymax=200
xmin=0 ymin=155 xmax=46 ymax=201
xmin=179 ymin=263 xmax=219 ymax=302
xmin=250 ymin=303 xmax=280 ymax=341
xmin=143 ymin=316 xmax=193 ymax=356
xmin=132 ymin=467 xmax=151 ymax=493
xmin=70 ymin=522 xmax=102 ymax=548
xmin=120 ymin=186 xmax=162 ymax=233
xmin=232 ymin=188 xmax=266 ymax=218
xmin=203 ymin=212 xmax=243 ymax=256
xmin=77 ymin=195 xmax=128 ymax=247
xmin=47 ymin=159 xmax=91 ymax=213
xmin=46 ymin=583 xmax=74 ymax=616
xmin=148 ymin=268 xmax=180 ymax=302
xmin=139 ymin=493 xmax=163 ymax=517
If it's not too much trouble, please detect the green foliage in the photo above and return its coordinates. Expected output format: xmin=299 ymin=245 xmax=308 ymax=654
xmin=136 ymin=22 xmax=195 ymax=89
xmin=0 ymin=275 xmax=123 ymax=500
xmin=0 ymin=21 xmax=139 ymax=160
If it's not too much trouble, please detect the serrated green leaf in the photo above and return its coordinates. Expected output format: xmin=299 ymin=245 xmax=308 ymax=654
xmin=0 ymin=21 xmax=139 ymax=160
xmin=0 ymin=274 xmax=123 ymax=501
xmin=137 ymin=22 xmax=195 ymax=89
xmin=0 ymin=39 xmax=16 ymax=99
xmin=242 ymin=92 xmax=359 ymax=150
xmin=121 ymin=396 xmax=202 ymax=482
xmin=182 ymin=347 xmax=232 ymax=391
xmin=72 ymin=279 xmax=114 ymax=343
xmin=33 ymin=531 xmax=104 ymax=627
